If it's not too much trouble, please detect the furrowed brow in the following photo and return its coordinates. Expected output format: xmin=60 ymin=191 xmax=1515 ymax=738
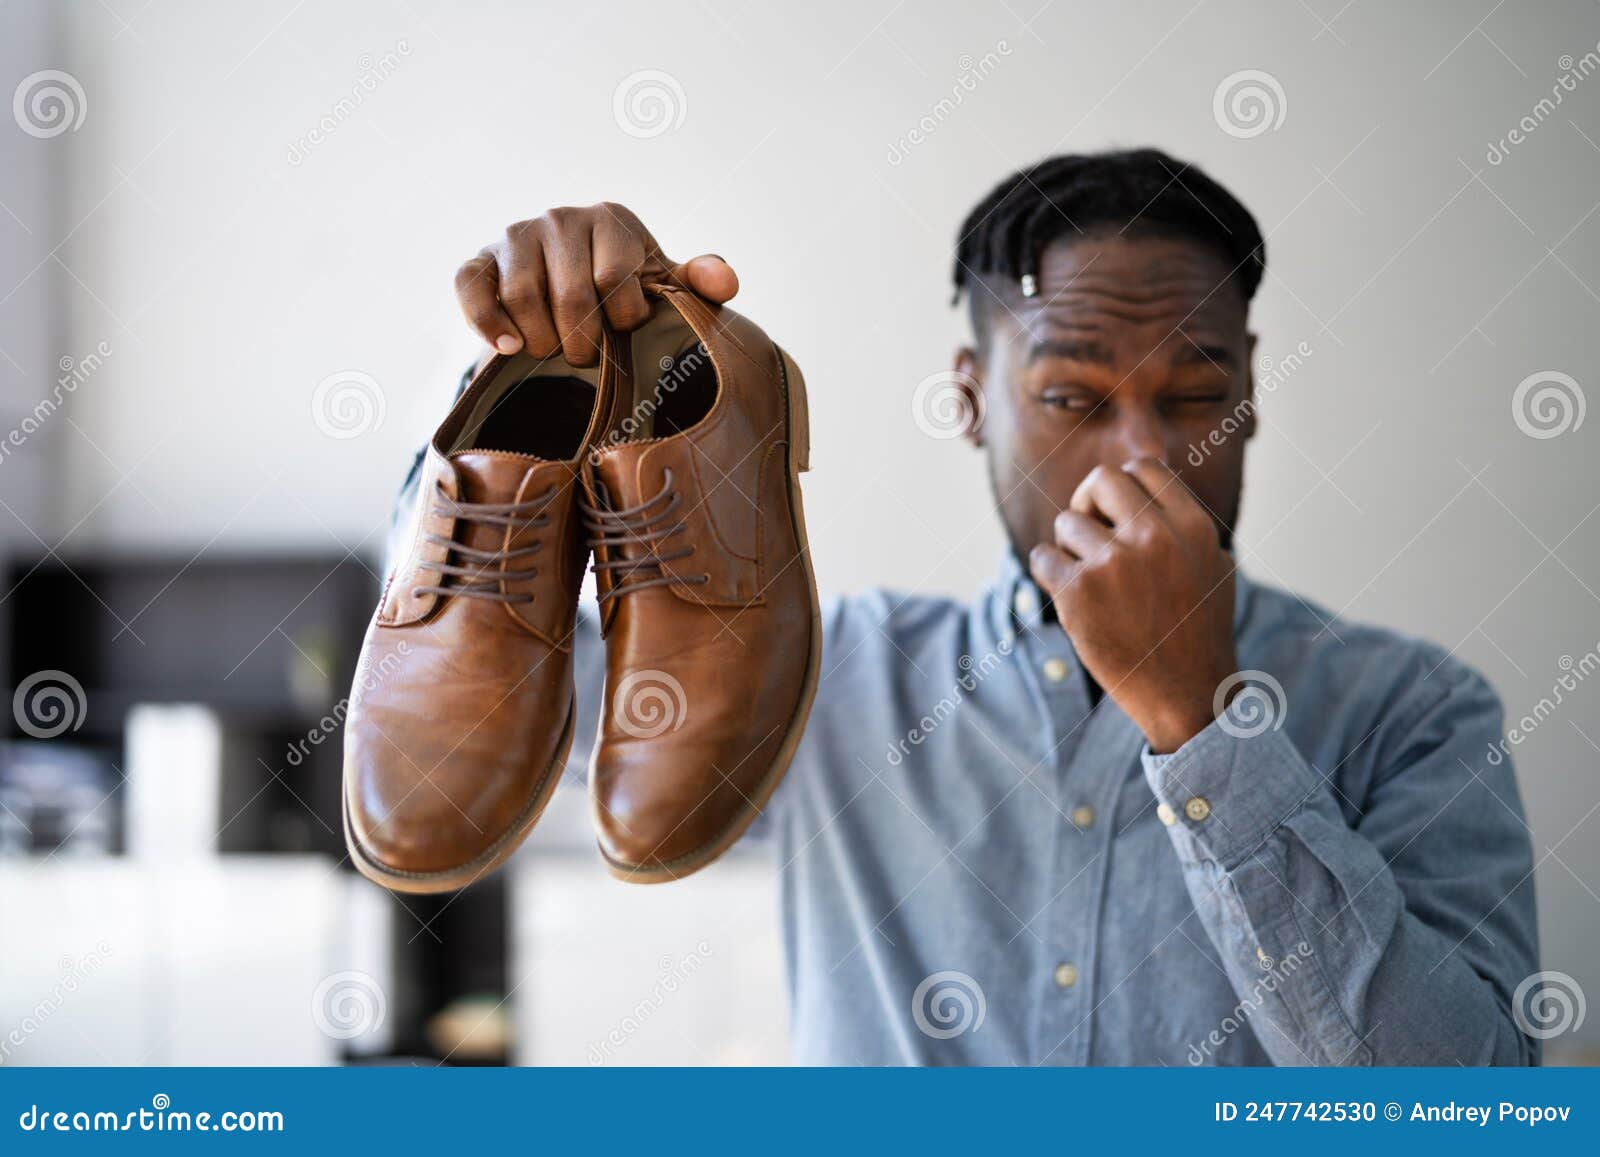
xmin=1028 ymin=338 xmax=1115 ymax=366
xmin=1172 ymin=340 xmax=1236 ymax=369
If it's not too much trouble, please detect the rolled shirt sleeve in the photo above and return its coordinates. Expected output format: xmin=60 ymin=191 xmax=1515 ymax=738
xmin=1140 ymin=668 xmax=1539 ymax=1066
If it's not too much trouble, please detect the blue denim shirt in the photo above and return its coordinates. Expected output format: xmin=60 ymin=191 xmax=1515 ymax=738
xmin=558 ymin=554 xmax=1540 ymax=1066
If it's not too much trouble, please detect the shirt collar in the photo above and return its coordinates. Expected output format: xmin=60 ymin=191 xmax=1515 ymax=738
xmin=993 ymin=550 xmax=1048 ymax=633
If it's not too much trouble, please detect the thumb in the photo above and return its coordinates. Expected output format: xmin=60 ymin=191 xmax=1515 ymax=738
xmin=666 ymin=254 xmax=740 ymax=303
xmin=1028 ymin=543 xmax=1076 ymax=603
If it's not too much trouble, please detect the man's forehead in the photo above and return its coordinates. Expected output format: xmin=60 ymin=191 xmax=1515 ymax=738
xmin=1040 ymin=234 xmax=1236 ymax=295
xmin=1037 ymin=230 xmax=1235 ymax=278
xmin=1007 ymin=289 xmax=1243 ymax=351
xmin=1003 ymin=236 xmax=1247 ymax=340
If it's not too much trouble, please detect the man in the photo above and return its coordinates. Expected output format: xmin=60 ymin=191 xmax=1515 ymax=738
xmin=414 ymin=148 xmax=1538 ymax=1065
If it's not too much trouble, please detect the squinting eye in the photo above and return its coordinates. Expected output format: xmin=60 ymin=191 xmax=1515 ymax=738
xmin=1043 ymin=393 xmax=1099 ymax=412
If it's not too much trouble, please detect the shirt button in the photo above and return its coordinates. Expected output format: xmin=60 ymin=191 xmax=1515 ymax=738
xmin=1041 ymin=657 xmax=1069 ymax=683
xmin=1052 ymin=962 xmax=1078 ymax=989
xmin=1013 ymin=587 xmax=1037 ymax=619
xmin=1071 ymin=804 xmax=1095 ymax=829
xmin=1156 ymin=802 xmax=1177 ymax=826
xmin=1184 ymin=796 xmax=1211 ymax=822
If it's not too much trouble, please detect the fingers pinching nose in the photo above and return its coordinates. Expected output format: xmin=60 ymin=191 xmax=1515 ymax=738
xmin=1028 ymin=543 xmax=1067 ymax=592
xmin=1123 ymin=456 xmax=1171 ymax=474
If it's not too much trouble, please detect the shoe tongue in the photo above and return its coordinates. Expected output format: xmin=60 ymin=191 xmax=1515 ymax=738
xmin=590 ymin=444 xmax=656 ymax=510
xmin=449 ymin=450 xmax=541 ymax=504
xmin=447 ymin=451 xmax=550 ymax=559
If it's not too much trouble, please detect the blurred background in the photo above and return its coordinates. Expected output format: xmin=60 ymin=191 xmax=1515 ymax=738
xmin=1 ymin=0 xmax=1596 ymax=1065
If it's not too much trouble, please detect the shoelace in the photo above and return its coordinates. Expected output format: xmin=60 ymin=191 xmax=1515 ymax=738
xmin=411 ymin=483 xmax=557 ymax=604
xmin=580 ymin=468 xmax=710 ymax=604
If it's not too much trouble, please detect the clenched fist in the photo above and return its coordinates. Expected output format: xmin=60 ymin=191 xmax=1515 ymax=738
xmin=1029 ymin=457 xmax=1239 ymax=754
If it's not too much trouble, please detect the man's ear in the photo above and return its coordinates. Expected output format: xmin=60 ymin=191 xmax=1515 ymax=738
xmin=954 ymin=346 xmax=985 ymax=447
xmin=1240 ymin=331 xmax=1259 ymax=442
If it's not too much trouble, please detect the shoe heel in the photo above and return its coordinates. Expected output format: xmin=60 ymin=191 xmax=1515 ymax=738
xmin=778 ymin=348 xmax=811 ymax=473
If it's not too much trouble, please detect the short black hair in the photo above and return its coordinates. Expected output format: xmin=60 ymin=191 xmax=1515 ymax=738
xmin=953 ymin=148 xmax=1265 ymax=343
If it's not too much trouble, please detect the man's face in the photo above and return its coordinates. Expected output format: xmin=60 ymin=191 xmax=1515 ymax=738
xmin=956 ymin=232 xmax=1256 ymax=562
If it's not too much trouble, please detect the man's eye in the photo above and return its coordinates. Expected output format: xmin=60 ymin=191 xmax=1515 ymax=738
xmin=1042 ymin=392 xmax=1100 ymax=412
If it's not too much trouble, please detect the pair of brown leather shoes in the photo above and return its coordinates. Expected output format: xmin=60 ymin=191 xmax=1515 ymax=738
xmin=342 ymin=284 xmax=820 ymax=892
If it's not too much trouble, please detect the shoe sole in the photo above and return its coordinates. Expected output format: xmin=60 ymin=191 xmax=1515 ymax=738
xmin=344 ymin=698 xmax=576 ymax=894
xmin=597 ymin=345 xmax=822 ymax=884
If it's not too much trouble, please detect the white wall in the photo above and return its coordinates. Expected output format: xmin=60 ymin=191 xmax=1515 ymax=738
xmin=0 ymin=0 xmax=63 ymax=552
xmin=8 ymin=0 xmax=1599 ymax=1055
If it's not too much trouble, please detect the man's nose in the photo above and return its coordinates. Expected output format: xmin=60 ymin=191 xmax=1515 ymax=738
xmin=1111 ymin=410 xmax=1172 ymax=466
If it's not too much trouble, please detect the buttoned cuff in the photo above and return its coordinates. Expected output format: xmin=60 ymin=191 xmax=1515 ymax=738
xmin=1139 ymin=704 xmax=1324 ymax=869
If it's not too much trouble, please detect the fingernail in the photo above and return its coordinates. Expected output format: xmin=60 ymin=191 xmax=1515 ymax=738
xmin=495 ymin=334 xmax=521 ymax=354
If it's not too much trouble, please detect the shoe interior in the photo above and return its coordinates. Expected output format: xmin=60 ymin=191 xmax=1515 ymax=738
xmin=624 ymin=308 xmax=718 ymax=442
xmin=446 ymin=301 xmax=719 ymax=457
xmin=452 ymin=355 xmax=598 ymax=461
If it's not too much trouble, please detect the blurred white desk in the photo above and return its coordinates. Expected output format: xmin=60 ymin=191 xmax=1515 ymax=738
xmin=511 ymin=810 xmax=789 ymax=1065
xmin=0 ymin=857 xmax=389 ymax=1065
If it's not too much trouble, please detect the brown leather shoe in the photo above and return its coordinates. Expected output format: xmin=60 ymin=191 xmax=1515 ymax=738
xmin=343 ymin=343 xmax=627 ymax=893
xmin=581 ymin=283 xmax=820 ymax=883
